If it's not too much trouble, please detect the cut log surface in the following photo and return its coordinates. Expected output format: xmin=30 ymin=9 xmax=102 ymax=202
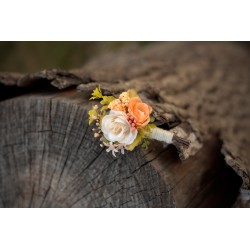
xmin=0 ymin=42 xmax=249 ymax=207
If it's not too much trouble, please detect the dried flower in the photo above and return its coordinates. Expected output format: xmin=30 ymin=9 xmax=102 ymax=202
xmin=108 ymin=99 xmax=126 ymax=112
xmin=103 ymin=142 xmax=119 ymax=157
xmin=119 ymin=92 xmax=130 ymax=106
xmin=88 ymin=86 xmax=166 ymax=157
xmin=94 ymin=133 xmax=100 ymax=138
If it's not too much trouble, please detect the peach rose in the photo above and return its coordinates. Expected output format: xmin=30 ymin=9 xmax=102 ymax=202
xmin=128 ymin=97 xmax=152 ymax=128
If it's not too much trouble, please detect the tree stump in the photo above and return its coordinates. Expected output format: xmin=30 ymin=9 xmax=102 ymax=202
xmin=0 ymin=42 xmax=249 ymax=207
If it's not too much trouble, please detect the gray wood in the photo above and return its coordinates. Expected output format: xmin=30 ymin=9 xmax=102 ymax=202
xmin=0 ymin=42 xmax=249 ymax=207
xmin=0 ymin=91 xmax=174 ymax=207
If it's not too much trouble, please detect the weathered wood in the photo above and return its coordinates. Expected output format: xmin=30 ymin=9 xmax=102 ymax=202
xmin=0 ymin=90 xmax=174 ymax=207
xmin=0 ymin=42 xmax=249 ymax=207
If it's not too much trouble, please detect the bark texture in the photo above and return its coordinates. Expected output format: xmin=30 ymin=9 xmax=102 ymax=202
xmin=0 ymin=42 xmax=249 ymax=207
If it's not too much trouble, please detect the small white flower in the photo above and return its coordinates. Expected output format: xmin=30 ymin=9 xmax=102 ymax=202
xmin=103 ymin=142 xmax=119 ymax=157
xmin=117 ymin=144 xmax=128 ymax=154
xmin=101 ymin=110 xmax=138 ymax=145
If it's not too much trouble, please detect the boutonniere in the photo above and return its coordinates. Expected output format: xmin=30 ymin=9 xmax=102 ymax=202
xmin=88 ymin=86 xmax=190 ymax=157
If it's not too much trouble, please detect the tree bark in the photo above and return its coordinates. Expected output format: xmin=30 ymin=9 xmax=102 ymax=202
xmin=0 ymin=42 xmax=249 ymax=207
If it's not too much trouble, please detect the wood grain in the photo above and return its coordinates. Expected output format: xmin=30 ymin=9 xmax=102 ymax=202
xmin=0 ymin=91 xmax=174 ymax=207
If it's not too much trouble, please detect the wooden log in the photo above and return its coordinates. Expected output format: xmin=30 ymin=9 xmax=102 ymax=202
xmin=0 ymin=42 xmax=249 ymax=207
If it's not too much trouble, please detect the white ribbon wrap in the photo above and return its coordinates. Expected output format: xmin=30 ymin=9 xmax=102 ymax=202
xmin=150 ymin=127 xmax=173 ymax=144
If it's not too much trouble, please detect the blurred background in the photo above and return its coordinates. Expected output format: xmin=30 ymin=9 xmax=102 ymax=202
xmin=0 ymin=42 xmax=249 ymax=73
xmin=0 ymin=42 xmax=152 ymax=73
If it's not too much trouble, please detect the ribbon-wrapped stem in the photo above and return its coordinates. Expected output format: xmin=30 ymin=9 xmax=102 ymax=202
xmin=150 ymin=127 xmax=190 ymax=148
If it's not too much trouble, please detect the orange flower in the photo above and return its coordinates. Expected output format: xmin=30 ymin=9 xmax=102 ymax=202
xmin=128 ymin=97 xmax=152 ymax=128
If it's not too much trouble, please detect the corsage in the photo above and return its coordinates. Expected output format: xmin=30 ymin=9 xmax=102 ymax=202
xmin=88 ymin=86 xmax=190 ymax=157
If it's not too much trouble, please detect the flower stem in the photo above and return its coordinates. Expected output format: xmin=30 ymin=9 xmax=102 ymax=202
xmin=150 ymin=127 xmax=173 ymax=144
xmin=150 ymin=127 xmax=190 ymax=148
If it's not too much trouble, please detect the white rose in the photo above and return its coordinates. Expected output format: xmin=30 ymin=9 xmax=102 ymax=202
xmin=101 ymin=110 xmax=137 ymax=145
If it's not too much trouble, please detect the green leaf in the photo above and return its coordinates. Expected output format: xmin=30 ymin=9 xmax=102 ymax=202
xmin=144 ymin=123 xmax=157 ymax=136
xmin=101 ymin=105 xmax=109 ymax=111
xmin=150 ymin=116 xmax=155 ymax=123
xmin=88 ymin=109 xmax=98 ymax=125
xmin=127 ymin=123 xmax=157 ymax=151
xmin=141 ymin=139 xmax=150 ymax=150
xmin=127 ymin=129 xmax=144 ymax=151
xmin=89 ymin=86 xmax=103 ymax=100
xmin=127 ymin=89 xmax=139 ymax=98
xmin=100 ymin=96 xmax=115 ymax=105
xmin=99 ymin=110 xmax=107 ymax=125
